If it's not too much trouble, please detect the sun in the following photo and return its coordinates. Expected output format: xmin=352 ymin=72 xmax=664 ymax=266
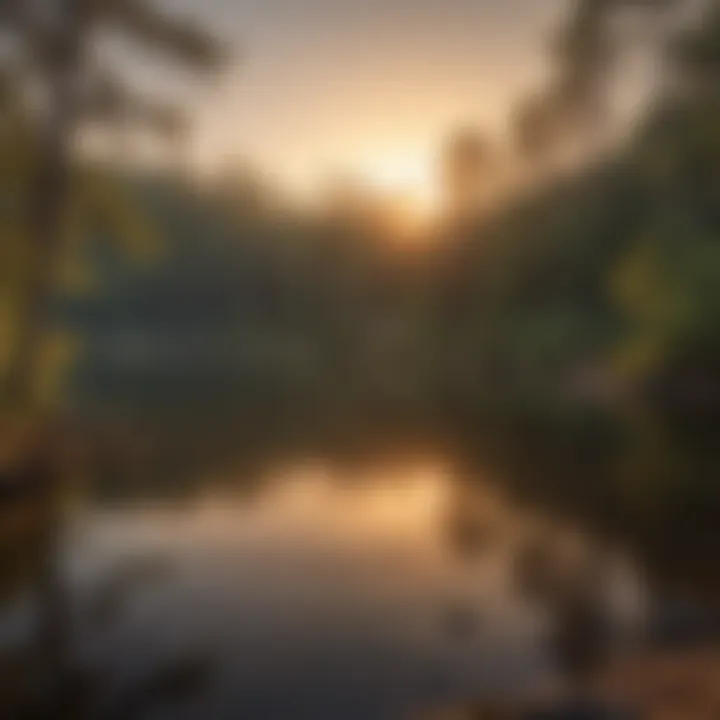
xmin=358 ymin=152 xmax=440 ymax=221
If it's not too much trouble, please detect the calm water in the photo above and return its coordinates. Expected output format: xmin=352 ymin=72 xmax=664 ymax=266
xmin=1 ymin=456 xmax=651 ymax=719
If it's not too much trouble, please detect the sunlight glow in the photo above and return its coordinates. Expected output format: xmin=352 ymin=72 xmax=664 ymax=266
xmin=358 ymin=152 xmax=440 ymax=220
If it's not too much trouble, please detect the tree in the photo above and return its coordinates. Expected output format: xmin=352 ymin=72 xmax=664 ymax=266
xmin=514 ymin=0 xmax=682 ymax=164
xmin=0 ymin=3 xmax=225 ymax=712
xmin=440 ymin=128 xmax=495 ymax=219
xmin=1 ymin=0 xmax=224 ymax=410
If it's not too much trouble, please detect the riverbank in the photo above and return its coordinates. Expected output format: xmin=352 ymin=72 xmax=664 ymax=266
xmin=413 ymin=645 xmax=720 ymax=719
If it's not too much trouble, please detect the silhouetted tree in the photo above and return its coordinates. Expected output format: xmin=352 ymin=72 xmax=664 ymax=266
xmin=440 ymin=128 xmax=495 ymax=218
xmin=1 ymin=0 xmax=223 ymax=409
xmin=0 ymin=2 xmax=224 ymax=713
xmin=514 ymin=0 xmax=682 ymax=163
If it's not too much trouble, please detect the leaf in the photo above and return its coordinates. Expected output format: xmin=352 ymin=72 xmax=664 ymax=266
xmin=102 ymin=0 xmax=226 ymax=70
xmin=72 ymin=168 xmax=162 ymax=264
xmin=84 ymin=71 xmax=189 ymax=140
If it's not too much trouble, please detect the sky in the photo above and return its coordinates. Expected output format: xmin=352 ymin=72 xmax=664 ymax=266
xmin=147 ymin=0 xmax=569 ymax=193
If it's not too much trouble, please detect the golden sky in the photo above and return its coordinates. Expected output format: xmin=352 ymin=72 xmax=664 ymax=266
xmin=151 ymin=0 xmax=568 ymax=192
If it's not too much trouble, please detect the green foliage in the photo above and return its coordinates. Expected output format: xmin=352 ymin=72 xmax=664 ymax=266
xmin=0 ymin=1 xmax=224 ymax=413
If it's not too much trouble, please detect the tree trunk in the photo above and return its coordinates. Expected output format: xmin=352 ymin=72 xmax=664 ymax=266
xmin=5 ymin=3 xmax=89 ymax=714
xmin=5 ymin=0 xmax=87 ymax=408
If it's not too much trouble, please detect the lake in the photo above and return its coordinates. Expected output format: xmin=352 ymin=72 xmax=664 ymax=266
xmin=1 ymin=450 xmax=669 ymax=719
